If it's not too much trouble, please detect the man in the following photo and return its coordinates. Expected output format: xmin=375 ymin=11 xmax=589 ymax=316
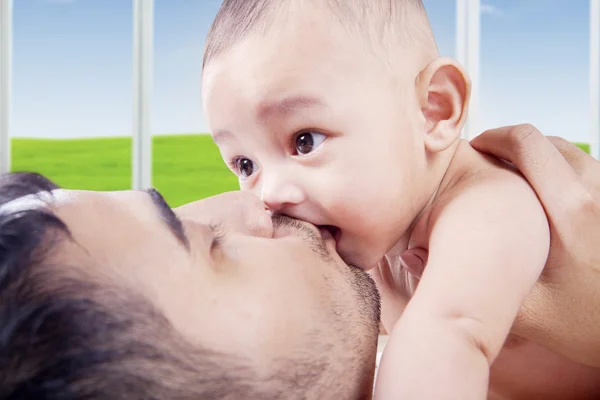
xmin=0 ymin=172 xmax=380 ymax=399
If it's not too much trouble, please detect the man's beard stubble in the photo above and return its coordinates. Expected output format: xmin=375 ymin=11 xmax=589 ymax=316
xmin=270 ymin=214 xmax=381 ymax=327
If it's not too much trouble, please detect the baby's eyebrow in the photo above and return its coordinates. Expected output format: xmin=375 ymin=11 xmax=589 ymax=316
xmin=212 ymin=95 xmax=327 ymax=144
xmin=212 ymin=129 xmax=233 ymax=146
xmin=257 ymin=95 xmax=325 ymax=120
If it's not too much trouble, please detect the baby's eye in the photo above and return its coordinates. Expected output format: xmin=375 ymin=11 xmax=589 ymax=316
xmin=294 ymin=131 xmax=326 ymax=155
xmin=232 ymin=157 xmax=258 ymax=178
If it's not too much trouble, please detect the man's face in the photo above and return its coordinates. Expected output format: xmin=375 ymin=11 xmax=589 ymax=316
xmin=41 ymin=189 xmax=380 ymax=395
xmin=202 ymin=3 xmax=429 ymax=270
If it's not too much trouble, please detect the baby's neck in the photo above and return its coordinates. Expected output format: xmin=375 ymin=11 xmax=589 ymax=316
xmin=373 ymin=139 xmax=507 ymax=330
xmin=408 ymin=138 xmax=468 ymax=234
xmin=385 ymin=139 xmax=493 ymax=271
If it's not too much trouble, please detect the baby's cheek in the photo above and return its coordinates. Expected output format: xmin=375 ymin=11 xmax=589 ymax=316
xmin=324 ymin=194 xmax=359 ymax=222
xmin=329 ymin=186 xmax=395 ymax=237
xmin=328 ymin=183 xmax=375 ymax=219
xmin=328 ymin=198 xmax=379 ymax=244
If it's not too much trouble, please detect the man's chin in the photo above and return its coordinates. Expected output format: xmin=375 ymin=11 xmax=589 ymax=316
xmin=345 ymin=262 xmax=382 ymax=332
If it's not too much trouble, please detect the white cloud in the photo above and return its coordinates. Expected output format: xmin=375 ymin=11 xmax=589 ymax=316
xmin=480 ymin=3 xmax=503 ymax=16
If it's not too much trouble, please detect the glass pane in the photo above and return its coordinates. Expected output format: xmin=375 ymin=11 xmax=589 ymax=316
xmin=12 ymin=0 xmax=133 ymax=190
xmin=479 ymin=0 xmax=590 ymax=149
xmin=153 ymin=0 xmax=236 ymax=207
xmin=423 ymin=0 xmax=456 ymax=58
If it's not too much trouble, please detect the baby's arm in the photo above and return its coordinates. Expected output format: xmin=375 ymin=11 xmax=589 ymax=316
xmin=374 ymin=172 xmax=550 ymax=399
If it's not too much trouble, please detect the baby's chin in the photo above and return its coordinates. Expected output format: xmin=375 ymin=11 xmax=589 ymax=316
xmin=319 ymin=225 xmax=395 ymax=270
xmin=337 ymin=238 xmax=385 ymax=271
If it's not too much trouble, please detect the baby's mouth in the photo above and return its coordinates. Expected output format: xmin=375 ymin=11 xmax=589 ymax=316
xmin=318 ymin=225 xmax=342 ymax=244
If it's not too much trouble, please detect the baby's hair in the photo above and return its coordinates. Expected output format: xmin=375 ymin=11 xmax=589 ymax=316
xmin=203 ymin=0 xmax=438 ymax=71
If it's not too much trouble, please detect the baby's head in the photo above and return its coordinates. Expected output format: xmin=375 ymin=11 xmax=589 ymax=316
xmin=202 ymin=0 xmax=471 ymax=269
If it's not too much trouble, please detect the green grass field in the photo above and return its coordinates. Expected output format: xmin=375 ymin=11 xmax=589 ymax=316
xmin=10 ymin=135 xmax=592 ymax=207
xmin=576 ymin=142 xmax=590 ymax=153
xmin=12 ymin=134 xmax=239 ymax=207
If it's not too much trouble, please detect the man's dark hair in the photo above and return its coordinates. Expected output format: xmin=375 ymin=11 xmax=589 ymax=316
xmin=0 ymin=172 xmax=326 ymax=399
xmin=203 ymin=0 xmax=434 ymax=70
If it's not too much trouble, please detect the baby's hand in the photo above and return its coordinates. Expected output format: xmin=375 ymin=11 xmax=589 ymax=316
xmin=399 ymin=247 xmax=428 ymax=278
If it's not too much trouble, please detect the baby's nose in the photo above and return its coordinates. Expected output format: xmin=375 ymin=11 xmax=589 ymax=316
xmin=260 ymin=176 xmax=305 ymax=214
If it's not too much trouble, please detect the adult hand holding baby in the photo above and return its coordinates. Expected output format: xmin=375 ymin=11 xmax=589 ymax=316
xmin=403 ymin=123 xmax=600 ymax=367
xmin=472 ymin=124 xmax=600 ymax=367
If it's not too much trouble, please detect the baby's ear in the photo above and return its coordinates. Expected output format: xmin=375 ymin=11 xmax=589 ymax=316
xmin=415 ymin=57 xmax=471 ymax=153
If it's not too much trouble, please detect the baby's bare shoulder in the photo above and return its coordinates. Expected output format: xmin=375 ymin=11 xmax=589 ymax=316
xmin=440 ymin=143 xmax=535 ymax=201
xmin=430 ymin=144 xmax=544 ymax=233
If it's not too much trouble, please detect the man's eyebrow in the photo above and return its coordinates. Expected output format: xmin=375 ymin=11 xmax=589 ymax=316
xmin=144 ymin=188 xmax=189 ymax=250
xmin=258 ymin=95 xmax=326 ymax=120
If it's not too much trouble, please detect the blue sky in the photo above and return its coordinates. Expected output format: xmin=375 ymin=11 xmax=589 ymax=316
xmin=12 ymin=0 xmax=593 ymax=143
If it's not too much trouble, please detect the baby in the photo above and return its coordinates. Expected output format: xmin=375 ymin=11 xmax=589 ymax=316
xmin=201 ymin=0 xmax=550 ymax=398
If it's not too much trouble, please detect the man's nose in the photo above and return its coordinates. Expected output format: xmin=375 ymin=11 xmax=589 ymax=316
xmin=260 ymin=173 xmax=306 ymax=214
xmin=175 ymin=191 xmax=273 ymax=238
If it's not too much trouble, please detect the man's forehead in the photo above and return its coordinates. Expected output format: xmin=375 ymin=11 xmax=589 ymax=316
xmin=0 ymin=189 xmax=72 ymax=216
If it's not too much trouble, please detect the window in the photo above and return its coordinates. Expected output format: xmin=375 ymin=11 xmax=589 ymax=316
xmin=153 ymin=0 xmax=236 ymax=206
xmin=12 ymin=0 xmax=133 ymax=190
xmin=423 ymin=0 xmax=456 ymax=58
xmin=478 ymin=0 xmax=590 ymax=146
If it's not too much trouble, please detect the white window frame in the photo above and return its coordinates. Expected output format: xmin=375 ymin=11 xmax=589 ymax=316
xmin=0 ymin=0 xmax=597 ymax=181
xmin=0 ymin=0 xmax=12 ymax=174
xmin=132 ymin=0 xmax=153 ymax=189
xmin=456 ymin=0 xmax=480 ymax=140
xmin=590 ymin=0 xmax=599 ymax=159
